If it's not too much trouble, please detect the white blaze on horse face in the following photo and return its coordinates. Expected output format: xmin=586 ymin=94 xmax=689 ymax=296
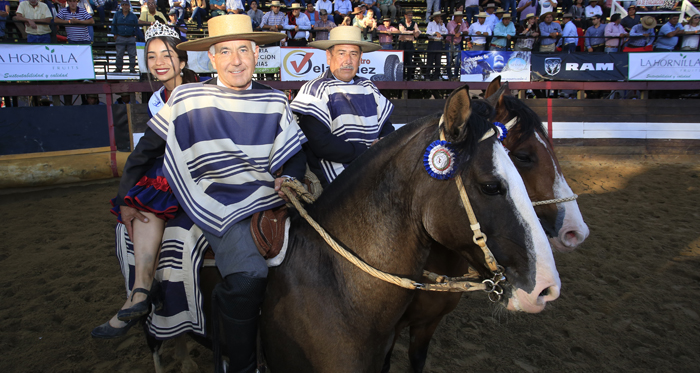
xmin=492 ymin=141 xmax=560 ymax=313
xmin=535 ymin=133 xmax=590 ymax=253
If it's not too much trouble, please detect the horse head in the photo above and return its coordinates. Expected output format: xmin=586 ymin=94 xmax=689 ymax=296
xmin=485 ymin=79 xmax=589 ymax=253
xmin=417 ymin=85 xmax=560 ymax=313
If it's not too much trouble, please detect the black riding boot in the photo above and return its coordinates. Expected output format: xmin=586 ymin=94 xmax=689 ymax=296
xmin=212 ymin=273 xmax=267 ymax=373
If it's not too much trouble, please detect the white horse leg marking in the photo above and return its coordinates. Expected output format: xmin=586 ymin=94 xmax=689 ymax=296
xmin=535 ymin=133 xmax=590 ymax=252
xmin=492 ymin=142 xmax=561 ymax=313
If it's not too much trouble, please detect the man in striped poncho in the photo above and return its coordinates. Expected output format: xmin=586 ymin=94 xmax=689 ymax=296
xmin=124 ymin=15 xmax=306 ymax=372
xmin=291 ymin=26 xmax=395 ymax=185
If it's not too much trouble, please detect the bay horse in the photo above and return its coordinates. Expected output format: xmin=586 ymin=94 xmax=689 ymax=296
xmin=381 ymin=78 xmax=590 ymax=373
xmin=258 ymin=85 xmax=560 ymax=372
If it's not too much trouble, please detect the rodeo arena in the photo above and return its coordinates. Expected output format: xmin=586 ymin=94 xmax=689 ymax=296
xmin=2 ymin=0 xmax=700 ymax=370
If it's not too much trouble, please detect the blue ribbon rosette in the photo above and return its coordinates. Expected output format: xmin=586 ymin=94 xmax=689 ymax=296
xmin=424 ymin=140 xmax=457 ymax=180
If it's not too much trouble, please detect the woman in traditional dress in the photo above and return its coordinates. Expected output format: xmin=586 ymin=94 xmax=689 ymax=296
xmin=91 ymin=22 xmax=198 ymax=339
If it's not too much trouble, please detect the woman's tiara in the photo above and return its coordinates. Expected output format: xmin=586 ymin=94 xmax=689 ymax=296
xmin=145 ymin=22 xmax=180 ymax=42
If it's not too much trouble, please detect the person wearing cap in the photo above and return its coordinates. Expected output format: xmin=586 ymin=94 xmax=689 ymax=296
xmin=114 ymin=92 xmax=140 ymax=104
xmin=168 ymin=8 xmax=187 ymax=41
xmin=426 ymin=11 xmax=448 ymax=80
xmin=377 ymin=0 xmax=396 ymax=23
xmin=55 ymin=0 xmax=94 ymax=44
xmin=333 ymin=0 xmax=353 ymax=25
xmin=210 ymin=0 xmax=227 ymax=17
xmin=621 ymin=4 xmax=641 ymax=31
xmin=627 ymin=16 xmax=656 ymax=49
xmin=559 ymin=13 xmax=577 ymax=52
xmin=514 ymin=12 xmax=539 ymax=51
xmin=260 ymin=0 xmax=286 ymax=33
xmin=112 ymin=0 xmax=139 ymax=72
xmin=132 ymin=14 xmax=305 ymax=371
xmin=315 ymin=0 xmax=333 ymax=17
xmin=314 ymin=8 xmax=336 ymax=40
xmin=226 ymin=0 xmax=245 ymax=14
xmin=447 ymin=10 xmax=468 ymax=78
xmin=290 ymin=26 xmax=394 ymax=185
xmin=538 ymin=11 xmax=561 ymax=52
xmin=584 ymin=0 xmax=602 ymax=19
xmin=283 ymin=3 xmax=311 ymax=45
xmin=398 ymin=9 xmax=421 ymax=79
xmin=604 ymin=13 xmax=628 ymax=52
xmin=305 ymin=2 xmax=319 ymax=26
xmin=83 ymin=93 xmax=105 ymax=105
xmin=14 ymin=0 xmax=53 ymax=43
xmin=584 ymin=14 xmax=605 ymax=52
xmin=469 ymin=12 xmax=492 ymax=50
xmin=484 ymin=4 xmax=498 ymax=30
xmin=654 ymin=13 xmax=683 ymax=51
xmin=377 ymin=16 xmax=398 ymax=49
xmin=139 ymin=0 xmax=167 ymax=35
xmin=168 ymin=0 xmax=186 ymax=20
xmin=491 ymin=12 xmax=515 ymax=50
xmin=681 ymin=14 xmax=700 ymax=50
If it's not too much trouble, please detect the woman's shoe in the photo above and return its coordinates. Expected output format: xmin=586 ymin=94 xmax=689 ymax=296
xmin=117 ymin=288 xmax=152 ymax=321
xmin=90 ymin=318 xmax=138 ymax=339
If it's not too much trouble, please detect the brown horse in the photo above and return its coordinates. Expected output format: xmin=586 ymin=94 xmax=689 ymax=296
xmin=381 ymin=79 xmax=590 ymax=373
xmin=258 ymin=85 xmax=560 ymax=372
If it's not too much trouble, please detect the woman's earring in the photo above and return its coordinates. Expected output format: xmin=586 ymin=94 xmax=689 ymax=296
xmin=180 ymin=71 xmax=184 ymax=76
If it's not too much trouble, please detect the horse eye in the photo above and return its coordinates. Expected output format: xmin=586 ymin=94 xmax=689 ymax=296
xmin=480 ymin=183 xmax=501 ymax=196
xmin=511 ymin=153 xmax=532 ymax=163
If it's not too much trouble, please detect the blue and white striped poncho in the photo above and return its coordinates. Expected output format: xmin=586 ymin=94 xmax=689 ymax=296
xmin=148 ymin=80 xmax=307 ymax=237
xmin=290 ymin=70 xmax=393 ymax=183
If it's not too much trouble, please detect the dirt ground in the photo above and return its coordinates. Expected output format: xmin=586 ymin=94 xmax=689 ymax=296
xmin=1 ymin=154 xmax=699 ymax=373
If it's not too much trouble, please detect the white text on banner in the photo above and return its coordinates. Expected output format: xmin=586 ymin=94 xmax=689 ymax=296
xmin=0 ymin=44 xmax=95 ymax=81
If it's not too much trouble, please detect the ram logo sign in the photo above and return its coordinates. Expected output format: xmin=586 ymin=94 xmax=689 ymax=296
xmin=565 ymin=63 xmax=614 ymax=71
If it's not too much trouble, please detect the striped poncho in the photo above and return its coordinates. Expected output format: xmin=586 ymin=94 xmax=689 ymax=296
xmin=148 ymin=80 xmax=307 ymax=236
xmin=290 ymin=70 xmax=393 ymax=183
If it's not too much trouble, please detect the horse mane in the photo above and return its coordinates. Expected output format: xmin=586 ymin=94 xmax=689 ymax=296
xmin=501 ymin=95 xmax=548 ymax=148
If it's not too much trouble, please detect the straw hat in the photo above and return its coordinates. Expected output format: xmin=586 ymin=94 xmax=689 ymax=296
xmin=562 ymin=12 xmax=573 ymax=18
xmin=641 ymin=16 xmax=657 ymax=29
xmin=430 ymin=11 xmax=444 ymax=19
xmin=268 ymin=0 xmax=285 ymax=7
xmin=539 ymin=11 xmax=555 ymax=22
xmin=523 ymin=12 xmax=535 ymax=20
xmin=177 ymin=14 xmax=285 ymax=51
xmin=495 ymin=7 xmax=505 ymax=13
xmin=486 ymin=3 xmax=495 ymax=8
xmin=453 ymin=11 xmax=464 ymax=17
xmin=289 ymin=3 xmax=303 ymax=10
xmin=308 ymin=25 xmax=381 ymax=52
xmin=502 ymin=13 xmax=512 ymax=18
xmin=476 ymin=11 xmax=488 ymax=18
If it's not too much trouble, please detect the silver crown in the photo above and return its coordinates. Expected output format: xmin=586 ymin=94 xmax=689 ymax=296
xmin=145 ymin=22 xmax=180 ymax=42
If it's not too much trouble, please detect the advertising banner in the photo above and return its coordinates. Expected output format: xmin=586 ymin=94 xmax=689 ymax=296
xmin=0 ymin=44 xmax=95 ymax=81
xmin=628 ymin=52 xmax=700 ymax=81
xmin=255 ymin=47 xmax=281 ymax=74
xmin=531 ymin=52 xmax=627 ymax=81
xmin=460 ymin=51 xmax=531 ymax=82
xmin=635 ymin=0 xmax=664 ymax=6
xmin=280 ymin=47 xmax=404 ymax=81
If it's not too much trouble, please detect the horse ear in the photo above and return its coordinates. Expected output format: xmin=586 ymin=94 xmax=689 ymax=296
xmin=442 ymin=85 xmax=471 ymax=141
xmin=485 ymin=80 xmax=509 ymax=107
xmin=484 ymin=76 xmax=502 ymax=99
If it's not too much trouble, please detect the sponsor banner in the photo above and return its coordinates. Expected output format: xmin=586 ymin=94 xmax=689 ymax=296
xmin=255 ymin=47 xmax=281 ymax=74
xmin=635 ymin=0 xmax=664 ymax=6
xmin=460 ymin=51 xmax=531 ymax=82
xmin=628 ymin=52 xmax=700 ymax=81
xmin=280 ymin=47 xmax=404 ymax=81
xmin=531 ymin=52 xmax=627 ymax=81
xmin=137 ymin=42 xmax=216 ymax=74
xmin=0 ymin=44 xmax=95 ymax=81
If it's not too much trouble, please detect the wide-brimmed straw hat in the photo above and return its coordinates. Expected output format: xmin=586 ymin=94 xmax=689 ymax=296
xmin=308 ymin=25 xmax=380 ymax=52
xmin=453 ymin=11 xmax=464 ymax=17
xmin=289 ymin=3 xmax=303 ymax=10
xmin=476 ymin=11 xmax=488 ymax=18
xmin=562 ymin=12 xmax=573 ymax=18
xmin=177 ymin=14 xmax=285 ymax=51
xmin=430 ymin=11 xmax=444 ymax=19
xmin=268 ymin=0 xmax=284 ymax=7
xmin=523 ymin=12 xmax=536 ymax=20
xmin=539 ymin=11 xmax=555 ymax=22
xmin=641 ymin=16 xmax=657 ymax=29
xmin=495 ymin=7 xmax=505 ymax=13
xmin=502 ymin=13 xmax=512 ymax=18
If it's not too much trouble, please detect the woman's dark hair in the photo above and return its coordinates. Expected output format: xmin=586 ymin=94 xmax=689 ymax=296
xmin=610 ymin=13 xmax=621 ymax=22
xmin=145 ymin=35 xmax=199 ymax=85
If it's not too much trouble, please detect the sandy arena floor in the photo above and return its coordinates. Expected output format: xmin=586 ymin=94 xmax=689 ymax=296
xmin=1 ymin=154 xmax=698 ymax=373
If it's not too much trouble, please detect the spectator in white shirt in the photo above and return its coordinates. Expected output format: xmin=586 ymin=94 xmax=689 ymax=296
xmin=426 ymin=11 xmax=448 ymax=80
xmin=469 ymin=12 xmax=491 ymax=50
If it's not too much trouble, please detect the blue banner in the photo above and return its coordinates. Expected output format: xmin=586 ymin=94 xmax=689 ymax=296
xmin=460 ymin=51 xmax=531 ymax=82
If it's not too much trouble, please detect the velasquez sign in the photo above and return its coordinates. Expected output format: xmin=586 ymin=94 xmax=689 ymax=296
xmin=0 ymin=44 xmax=95 ymax=81
xmin=629 ymin=52 xmax=700 ymax=81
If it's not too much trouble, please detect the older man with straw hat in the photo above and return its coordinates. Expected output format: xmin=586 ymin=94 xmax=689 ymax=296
xmin=132 ymin=14 xmax=307 ymax=372
xmin=290 ymin=26 xmax=394 ymax=185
